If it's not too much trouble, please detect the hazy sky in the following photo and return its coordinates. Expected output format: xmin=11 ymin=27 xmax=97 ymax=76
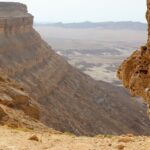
xmin=0 ymin=0 xmax=147 ymax=23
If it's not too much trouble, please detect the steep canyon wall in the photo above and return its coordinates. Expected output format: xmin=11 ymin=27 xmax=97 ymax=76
xmin=118 ymin=0 xmax=150 ymax=116
xmin=0 ymin=2 xmax=150 ymax=136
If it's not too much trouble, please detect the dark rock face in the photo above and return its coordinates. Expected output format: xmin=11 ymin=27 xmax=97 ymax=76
xmin=0 ymin=2 xmax=150 ymax=136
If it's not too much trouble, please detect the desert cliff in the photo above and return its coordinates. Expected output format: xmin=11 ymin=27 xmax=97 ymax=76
xmin=118 ymin=0 xmax=150 ymax=117
xmin=0 ymin=2 xmax=150 ymax=136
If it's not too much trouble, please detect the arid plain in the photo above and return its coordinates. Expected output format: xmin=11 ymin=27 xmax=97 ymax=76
xmin=35 ymin=24 xmax=146 ymax=85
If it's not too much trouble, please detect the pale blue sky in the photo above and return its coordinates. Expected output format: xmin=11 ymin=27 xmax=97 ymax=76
xmin=0 ymin=0 xmax=147 ymax=23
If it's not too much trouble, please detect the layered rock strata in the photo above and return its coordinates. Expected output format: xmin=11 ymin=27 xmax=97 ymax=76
xmin=1 ymin=2 xmax=150 ymax=136
xmin=0 ymin=74 xmax=41 ymax=129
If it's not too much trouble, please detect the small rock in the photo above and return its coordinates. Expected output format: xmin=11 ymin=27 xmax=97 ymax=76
xmin=118 ymin=137 xmax=134 ymax=143
xmin=117 ymin=144 xmax=125 ymax=150
xmin=126 ymin=133 xmax=134 ymax=137
xmin=28 ymin=135 xmax=39 ymax=141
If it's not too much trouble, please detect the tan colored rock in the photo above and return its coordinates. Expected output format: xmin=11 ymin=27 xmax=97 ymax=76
xmin=28 ymin=135 xmax=39 ymax=141
xmin=117 ymin=144 xmax=125 ymax=150
xmin=0 ymin=2 xmax=150 ymax=136
xmin=0 ymin=106 xmax=8 ymax=124
xmin=118 ymin=137 xmax=134 ymax=143
xmin=117 ymin=0 xmax=150 ymax=116
xmin=23 ymin=104 xmax=40 ymax=120
xmin=0 ymin=126 xmax=149 ymax=150
xmin=0 ymin=75 xmax=39 ymax=121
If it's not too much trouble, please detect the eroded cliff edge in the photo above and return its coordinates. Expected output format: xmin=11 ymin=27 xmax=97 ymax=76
xmin=117 ymin=0 xmax=150 ymax=116
xmin=1 ymin=2 xmax=150 ymax=136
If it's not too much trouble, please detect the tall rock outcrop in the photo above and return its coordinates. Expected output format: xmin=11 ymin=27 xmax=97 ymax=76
xmin=1 ymin=2 xmax=150 ymax=136
xmin=118 ymin=0 xmax=150 ymax=116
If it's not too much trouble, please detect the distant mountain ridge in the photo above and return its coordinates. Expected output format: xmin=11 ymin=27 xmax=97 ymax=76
xmin=35 ymin=21 xmax=147 ymax=30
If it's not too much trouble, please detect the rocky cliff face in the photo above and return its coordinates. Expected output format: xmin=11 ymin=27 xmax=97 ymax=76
xmin=1 ymin=2 xmax=150 ymax=136
xmin=0 ymin=3 xmax=32 ymax=36
xmin=117 ymin=0 xmax=150 ymax=116
xmin=0 ymin=74 xmax=44 ymax=129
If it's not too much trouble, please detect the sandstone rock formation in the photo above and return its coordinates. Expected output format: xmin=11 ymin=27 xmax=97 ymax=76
xmin=0 ymin=2 xmax=150 ymax=136
xmin=0 ymin=74 xmax=47 ymax=129
xmin=117 ymin=0 xmax=150 ymax=117
xmin=0 ymin=74 xmax=39 ymax=118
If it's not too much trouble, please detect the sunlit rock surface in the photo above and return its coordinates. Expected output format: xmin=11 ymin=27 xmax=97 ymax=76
xmin=118 ymin=0 xmax=150 ymax=116
xmin=0 ymin=2 xmax=150 ymax=136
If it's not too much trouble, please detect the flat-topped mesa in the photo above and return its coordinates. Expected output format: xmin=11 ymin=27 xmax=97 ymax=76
xmin=117 ymin=0 xmax=150 ymax=116
xmin=0 ymin=2 xmax=33 ymax=36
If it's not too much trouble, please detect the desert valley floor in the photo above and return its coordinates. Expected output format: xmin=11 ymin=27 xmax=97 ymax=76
xmin=35 ymin=25 xmax=147 ymax=85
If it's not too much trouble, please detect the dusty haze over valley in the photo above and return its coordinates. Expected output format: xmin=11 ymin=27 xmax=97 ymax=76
xmin=35 ymin=22 xmax=147 ymax=84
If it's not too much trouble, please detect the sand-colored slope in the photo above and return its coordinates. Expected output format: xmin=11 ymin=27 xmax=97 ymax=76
xmin=0 ymin=126 xmax=150 ymax=150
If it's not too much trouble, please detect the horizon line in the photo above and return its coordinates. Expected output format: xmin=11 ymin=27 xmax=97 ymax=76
xmin=34 ymin=21 xmax=147 ymax=24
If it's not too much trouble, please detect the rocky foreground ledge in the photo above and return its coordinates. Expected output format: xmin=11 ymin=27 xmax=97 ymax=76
xmin=0 ymin=126 xmax=149 ymax=150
